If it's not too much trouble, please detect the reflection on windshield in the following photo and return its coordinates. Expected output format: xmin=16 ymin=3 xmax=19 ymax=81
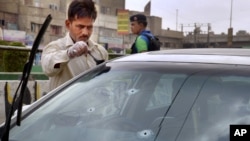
xmin=175 ymin=75 xmax=250 ymax=141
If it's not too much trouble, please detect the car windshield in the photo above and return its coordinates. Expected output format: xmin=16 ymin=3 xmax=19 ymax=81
xmin=9 ymin=62 xmax=250 ymax=141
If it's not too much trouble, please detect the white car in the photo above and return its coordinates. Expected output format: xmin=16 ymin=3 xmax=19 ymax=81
xmin=1 ymin=48 xmax=250 ymax=141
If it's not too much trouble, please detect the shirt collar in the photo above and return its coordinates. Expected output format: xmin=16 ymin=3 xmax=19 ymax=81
xmin=65 ymin=32 xmax=75 ymax=47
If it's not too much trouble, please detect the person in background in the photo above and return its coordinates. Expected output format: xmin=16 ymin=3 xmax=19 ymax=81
xmin=41 ymin=0 xmax=108 ymax=91
xmin=129 ymin=13 xmax=154 ymax=54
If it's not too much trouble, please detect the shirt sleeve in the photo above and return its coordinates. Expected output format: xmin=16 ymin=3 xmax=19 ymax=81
xmin=135 ymin=35 xmax=148 ymax=53
xmin=41 ymin=41 xmax=70 ymax=77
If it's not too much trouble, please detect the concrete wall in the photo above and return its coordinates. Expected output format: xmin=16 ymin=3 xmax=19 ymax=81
xmin=0 ymin=80 xmax=49 ymax=123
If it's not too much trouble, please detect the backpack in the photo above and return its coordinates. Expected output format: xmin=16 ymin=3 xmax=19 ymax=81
xmin=142 ymin=33 xmax=161 ymax=51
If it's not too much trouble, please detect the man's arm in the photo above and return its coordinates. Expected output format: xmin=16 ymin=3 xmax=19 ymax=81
xmin=135 ymin=35 xmax=148 ymax=53
xmin=41 ymin=43 xmax=70 ymax=77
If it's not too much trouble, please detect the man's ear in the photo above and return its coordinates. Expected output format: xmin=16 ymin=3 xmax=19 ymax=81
xmin=65 ymin=19 xmax=70 ymax=30
xmin=138 ymin=22 xmax=145 ymax=28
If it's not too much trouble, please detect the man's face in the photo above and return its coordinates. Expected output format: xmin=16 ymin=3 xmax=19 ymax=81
xmin=130 ymin=21 xmax=143 ymax=35
xmin=66 ymin=16 xmax=94 ymax=42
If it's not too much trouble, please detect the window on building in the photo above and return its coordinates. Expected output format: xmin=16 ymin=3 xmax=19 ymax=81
xmin=106 ymin=7 xmax=110 ymax=14
xmin=7 ymin=23 xmax=18 ymax=30
xmin=31 ymin=22 xmax=42 ymax=32
xmin=25 ymin=0 xmax=41 ymax=7
xmin=101 ymin=6 xmax=111 ymax=15
xmin=24 ymin=0 xmax=33 ymax=5
xmin=164 ymin=42 xmax=170 ymax=47
xmin=50 ymin=25 xmax=62 ymax=35
xmin=101 ymin=6 xmax=106 ymax=14
xmin=49 ymin=4 xmax=58 ymax=10
xmin=0 ymin=20 xmax=5 ymax=26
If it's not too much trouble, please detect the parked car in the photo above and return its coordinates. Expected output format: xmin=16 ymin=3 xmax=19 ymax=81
xmin=1 ymin=48 xmax=250 ymax=141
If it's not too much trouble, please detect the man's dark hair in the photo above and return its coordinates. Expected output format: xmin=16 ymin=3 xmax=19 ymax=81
xmin=138 ymin=21 xmax=147 ymax=27
xmin=68 ymin=0 xmax=97 ymax=21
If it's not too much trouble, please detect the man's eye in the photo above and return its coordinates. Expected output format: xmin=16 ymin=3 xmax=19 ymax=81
xmin=78 ymin=26 xmax=84 ymax=29
xmin=87 ymin=26 xmax=93 ymax=30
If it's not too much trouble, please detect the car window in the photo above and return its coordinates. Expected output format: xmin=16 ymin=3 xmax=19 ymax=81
xmin=165 ymin=70 xmax=250 ymax=141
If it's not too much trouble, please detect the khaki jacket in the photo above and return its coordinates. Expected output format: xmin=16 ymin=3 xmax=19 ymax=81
xmin=41 ymin=33 xmax=108 ymax=91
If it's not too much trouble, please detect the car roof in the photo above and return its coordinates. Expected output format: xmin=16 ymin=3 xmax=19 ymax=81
xmin=113 ymin=48 xmax=250 ymax=65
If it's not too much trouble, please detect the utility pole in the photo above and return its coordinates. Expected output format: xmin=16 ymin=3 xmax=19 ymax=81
xmin=194 ymin=23 xmax=197 ymax=48
xmin=207 ymin=23 xmax=211 ymax=47
xmin=227 ymin=0 xmax=233 ymax=47
xmin=176 ymin=9 xmax=178 ymax=31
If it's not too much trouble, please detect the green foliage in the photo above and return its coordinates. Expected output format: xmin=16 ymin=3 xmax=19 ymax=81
xmin=0 ymin=40 xmax=11 ymax=71
xmin=108 ymin=54 xmax=125 ymax=60
xmin=106 ymin=48 xmax=132 ymax=60
xmin=0 ymin=40 xmax=10 ymax=45
xmin=0 ymin=52 xmax=3 ymax=71
xmin=107 ymin=48 xmax=131 ymax=55
xmin=107 ymin=48 xmax=113 ymax=53
xmin=9 ymin=42 xmax=25 ymax=47
xmin=125 ymin=48 xmax=131 ymax=54
xmin=0 ymin=40 xmax=29 ymax=72
xmin=3 ymin=49 xmax=28 ymax=72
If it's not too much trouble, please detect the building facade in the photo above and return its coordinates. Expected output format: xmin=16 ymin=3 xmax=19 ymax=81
xmin=0 ymin=0 xmax=184 ymax=50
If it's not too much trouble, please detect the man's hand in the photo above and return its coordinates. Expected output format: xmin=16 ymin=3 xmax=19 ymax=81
xmin=67 ymin=41 xmax=88 ymax=58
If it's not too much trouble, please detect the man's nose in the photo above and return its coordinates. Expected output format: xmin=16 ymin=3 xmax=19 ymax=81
xmin=81 ymin=27 xmax=89 ymax=35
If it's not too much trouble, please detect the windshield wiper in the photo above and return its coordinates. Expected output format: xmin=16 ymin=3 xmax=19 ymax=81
xmin=0 ymin=14 xmax=52 ymax=141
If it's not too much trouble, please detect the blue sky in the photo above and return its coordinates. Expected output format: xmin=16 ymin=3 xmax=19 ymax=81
xmin=125 ymin=0 xmax=250 ymax=35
